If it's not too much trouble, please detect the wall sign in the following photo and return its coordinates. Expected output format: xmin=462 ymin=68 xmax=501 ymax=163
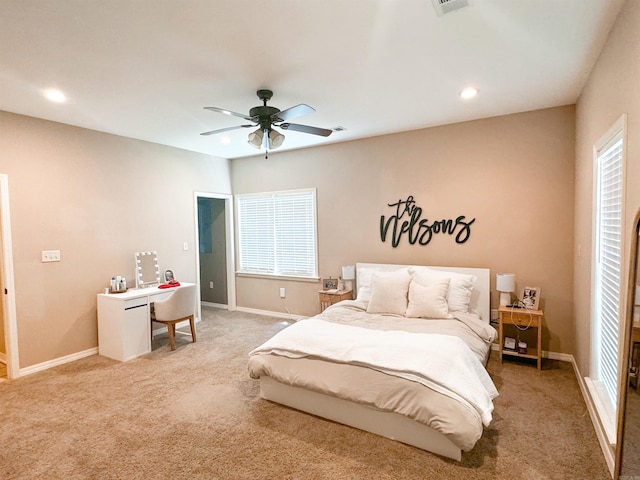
xmin=380 ymin=195 xmax=475 ymax=247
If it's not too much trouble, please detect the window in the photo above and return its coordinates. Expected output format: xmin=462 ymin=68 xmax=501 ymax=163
xmin=589 ymin=115 xmax=626 ymax=442
xmin=236 ymin=189 xmax=318 ymax=279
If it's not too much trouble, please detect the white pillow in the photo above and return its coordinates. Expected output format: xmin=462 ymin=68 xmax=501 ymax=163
xmin=406 ymin=278 xmax=451 ymax=319
xmin=410 ymin=267 xmax=477 ymax=313
xmin=355 ymin=267 xmax=375 ymax=302
xmin=356 ymin=266 xmax=410 ymax=302
xmin=366 ymin=269 xmax=411 ymax=315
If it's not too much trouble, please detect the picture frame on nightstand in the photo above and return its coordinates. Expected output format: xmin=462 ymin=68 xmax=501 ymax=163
xmin=521 ymin=286 xmax=541 ymax=310
xmin=322 ymin=278 xmax=339 ymax=290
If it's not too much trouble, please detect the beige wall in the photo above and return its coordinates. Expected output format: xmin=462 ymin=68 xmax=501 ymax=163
xmin=232 ymin=106 xmax=576 ymax=354
xmin=0 ymin=111 xmax=231 ymax=368
xmin=574 ymin=0 xmax=640 ymax=375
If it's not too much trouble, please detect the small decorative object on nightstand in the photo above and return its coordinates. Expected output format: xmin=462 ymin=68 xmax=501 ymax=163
xmin=498 ymin=305 xmax=544 ymax=370
xmin=319 ymin=289 xmax=353 ymax=312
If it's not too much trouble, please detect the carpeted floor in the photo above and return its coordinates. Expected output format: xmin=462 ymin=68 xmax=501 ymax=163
xmin=0 ymin=306 xmax=611 ymax=479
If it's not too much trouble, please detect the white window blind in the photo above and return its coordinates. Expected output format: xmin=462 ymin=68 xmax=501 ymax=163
xmin=594 ymin=131 xmax=624 ymax=407
xmin=236 ymin=189 xmax=318 ymax=278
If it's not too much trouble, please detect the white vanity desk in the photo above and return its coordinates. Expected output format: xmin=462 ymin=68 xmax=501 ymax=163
xmin=97 ymin=283 xmax=197 ymax=362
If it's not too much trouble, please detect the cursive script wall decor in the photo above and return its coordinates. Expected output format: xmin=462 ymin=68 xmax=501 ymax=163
xmin=380 ymin=195 xmax=476 ymax=247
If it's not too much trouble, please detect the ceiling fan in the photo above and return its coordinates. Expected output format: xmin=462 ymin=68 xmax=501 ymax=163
xmin=201 ymin=89 xmax=333 ymax=154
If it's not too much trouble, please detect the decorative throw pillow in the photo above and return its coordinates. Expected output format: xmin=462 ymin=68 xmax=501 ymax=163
xmin=355 ymin=267 xmax=375 ymax=302
xmin=410 ymin=267 xmax=477 ymax=313
xmin=405 ymin=278 xmax=451 ymax=319
xmin=366 ymin=269 xmax=411 ymax=315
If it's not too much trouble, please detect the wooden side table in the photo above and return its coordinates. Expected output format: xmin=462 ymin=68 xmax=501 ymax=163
xmin=498 ymin=306 xmax=544 ymax=370
xmin=319 ymin=290 xmax=352 ymax=312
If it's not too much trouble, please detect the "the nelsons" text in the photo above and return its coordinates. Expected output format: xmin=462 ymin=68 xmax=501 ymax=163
xmin=380 ymin=196 xmax=475 ymax=247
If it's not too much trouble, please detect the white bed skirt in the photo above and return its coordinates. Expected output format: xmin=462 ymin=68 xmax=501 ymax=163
xmin=259 ymin=375 xmax=462 ymax=461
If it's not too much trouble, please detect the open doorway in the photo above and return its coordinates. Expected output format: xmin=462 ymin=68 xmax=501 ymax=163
xmin=0 ymin=174 xmax=18 ymax=380
xmin=195 ymin=193 xmax=236 ymax=310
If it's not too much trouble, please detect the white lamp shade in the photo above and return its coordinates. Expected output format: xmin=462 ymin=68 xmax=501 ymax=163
xmin=341 ymin=265 xmax=355 ymax=281
xmin=496 ymin=273 xmax=515 ymax=292
xmin=496 ymin=273 xmax=515 ymax=306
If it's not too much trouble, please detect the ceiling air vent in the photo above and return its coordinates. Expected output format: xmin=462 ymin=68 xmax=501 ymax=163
xmin=431 ymin=0 xmax=470 ymax=16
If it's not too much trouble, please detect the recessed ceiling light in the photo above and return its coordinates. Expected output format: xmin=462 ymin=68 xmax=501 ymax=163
xmin=460 ymin=87 xmax=478 ymax=100
xmin=219 ymin=136 xmax=232 ymax=145
xmin=43 ymin=88 xmax=67 ymax=103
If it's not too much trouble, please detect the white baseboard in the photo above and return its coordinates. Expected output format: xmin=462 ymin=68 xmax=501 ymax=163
xmin=235 ymin=305 xmax=306 ymax=322
xmin=18 ymin=347 xmax=98 ymax=378
xmin=490 ymin=343 xmax=573 ymax=363
xmin=568 ymin=357 xmax=615 ymax=477
xmin=201 ymin=301 xmax=229 ymax=309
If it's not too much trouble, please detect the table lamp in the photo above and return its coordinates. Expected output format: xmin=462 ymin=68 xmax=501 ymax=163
xmin=342 ymin=265 xmax=355 ymax=291
xmin=496 ymin=273 xmax=515 ymax=306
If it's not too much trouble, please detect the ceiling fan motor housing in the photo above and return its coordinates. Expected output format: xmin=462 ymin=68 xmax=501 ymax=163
xmin=249 ymin=105 xmax=281 ymax=131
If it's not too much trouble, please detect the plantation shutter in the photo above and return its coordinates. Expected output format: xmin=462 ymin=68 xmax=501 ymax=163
xmin=237 ymin=189 xmax=317 ymax=278
xmin=595 ymin=134 xmax=623 ymax=405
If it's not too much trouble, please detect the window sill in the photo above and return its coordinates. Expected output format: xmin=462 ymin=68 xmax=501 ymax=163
xmin=236 ymin=272 xmax=320 ymax=283
xmin=584 ymin=376 xmax=617 ymax=446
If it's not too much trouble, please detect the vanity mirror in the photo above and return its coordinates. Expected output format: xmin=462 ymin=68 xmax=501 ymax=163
xmin=615 ymin=210 xmax=640 ymax=478
xmin=135 ymin=251 xmax=160 ymax=288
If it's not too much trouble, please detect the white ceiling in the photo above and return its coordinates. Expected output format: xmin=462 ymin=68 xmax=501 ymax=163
xmin=0 ymin=0 xmax=626 ymax=160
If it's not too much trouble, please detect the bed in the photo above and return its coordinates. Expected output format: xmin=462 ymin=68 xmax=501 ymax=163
xmin=247 ymin=263 xmax=498 ymax=460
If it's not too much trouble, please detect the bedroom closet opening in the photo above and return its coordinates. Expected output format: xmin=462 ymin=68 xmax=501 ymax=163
xmin=195 ymin=194 xmax=235 ymax=310
xmin=0 ymin=173 xmax=17 ymax=381
xmin=0 ymin=256 xmax=6 ymax=381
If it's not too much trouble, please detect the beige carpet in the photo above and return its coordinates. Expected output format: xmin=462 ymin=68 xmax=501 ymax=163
xmin=0 ymin=306 xmax=610 ymax=479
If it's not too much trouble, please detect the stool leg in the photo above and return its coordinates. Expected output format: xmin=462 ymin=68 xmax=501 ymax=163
xmin=167 ymin=322 xmax=176 ymax=351
xmin=189 ymin=315 xmax=197 ymax=343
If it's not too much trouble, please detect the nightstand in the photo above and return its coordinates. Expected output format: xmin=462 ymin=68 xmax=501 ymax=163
xmin=319 ymin=290 xmax=352 ymax=312
xmin=498 ymin=306 xmax=544 ymax=370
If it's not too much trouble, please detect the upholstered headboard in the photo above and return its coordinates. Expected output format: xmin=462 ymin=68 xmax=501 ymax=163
xmin=355 ymin=263 xmax=491 ymax=323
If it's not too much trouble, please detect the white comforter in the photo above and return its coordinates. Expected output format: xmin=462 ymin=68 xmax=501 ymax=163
xmin=250 ymin=318 xmax=499 ymax=426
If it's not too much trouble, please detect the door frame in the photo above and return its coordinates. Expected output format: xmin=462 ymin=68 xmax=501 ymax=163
xmin=193 ymin=192 xmax=236 ymax=310
xmin=0 ymin=174 xmax=19 ymax=379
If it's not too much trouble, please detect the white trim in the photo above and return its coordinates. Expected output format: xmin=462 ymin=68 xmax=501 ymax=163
xmin=489 ymin=344 xmax=574 ymax=363
xmin=194 ymin=192 xmax=237 ymax=311
xmin=18 ymin=347 xmax=98 ymax=378
xmin=0 ymin=174 xmax=18 ymax=380
xmin=569 ymin=355 xmax=615 ymax=477
xmin=235 ymin=305 xmax=306 ymax=322
xmin=201 ymin=301 xmax=230 ymax=309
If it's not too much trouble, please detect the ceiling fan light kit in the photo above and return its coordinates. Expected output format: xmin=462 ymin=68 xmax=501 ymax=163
xmin=247 ymin=129 xmax=264 ymax=149
xmin=202 ymin=89 xmax=333 ymax=157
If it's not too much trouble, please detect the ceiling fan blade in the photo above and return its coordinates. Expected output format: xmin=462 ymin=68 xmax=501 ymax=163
xmin=272 ymin=104 xmax=315 ymax=122
xmin=203 ymin=106 xmax=255 ymax=122
xmin=200 ymin=124 xmax=254 ymax=136
xmin=280 ymin=123 xmax=333 ymax=137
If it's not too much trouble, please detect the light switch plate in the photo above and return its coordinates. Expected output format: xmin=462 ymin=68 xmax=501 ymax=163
xmin=42 ymin=250 xmax=61 ymax=262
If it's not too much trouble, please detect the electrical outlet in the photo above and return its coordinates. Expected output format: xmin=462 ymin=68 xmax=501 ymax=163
xmin=280 ymin=287 xmax=286 ymax=298
xmin=209 ymin=281 xmax=214 ymax=289
xmin=41 ymin=250 xmax=61 ymax=262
